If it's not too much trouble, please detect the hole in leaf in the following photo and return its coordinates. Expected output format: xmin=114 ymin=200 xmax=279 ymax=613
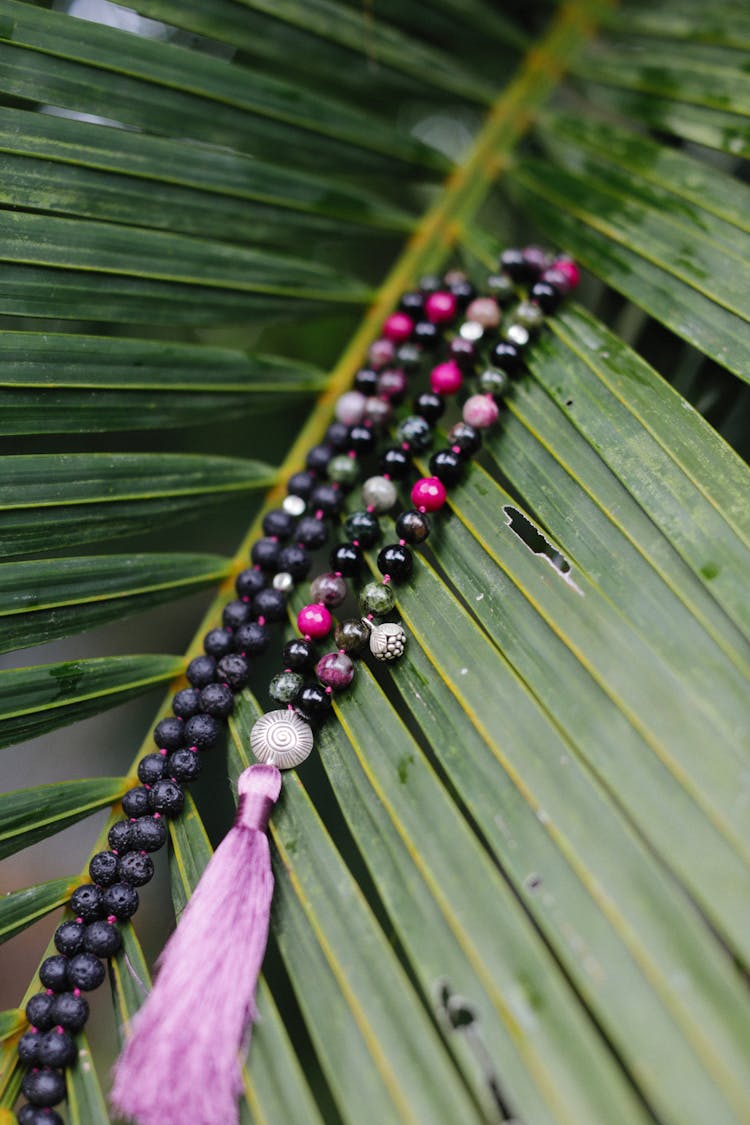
xmin=503 ymin=506 xmax=571 ymax=575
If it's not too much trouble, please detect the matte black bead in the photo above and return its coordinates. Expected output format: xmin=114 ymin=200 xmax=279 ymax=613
xmin=67 ymin=952 xmax=105 ymax=991
xmin=397 ymin=414 xmax=432 ymax=452
xmin=329 ymin=542 xmax=363 ymax=577
xmin=135 ymin=754 xmax=166 ymax=788
xmin=118 ymin=851 xmax=155 ymax=887
xmin=121 ymin=786 xmax=151 ymax=819
xmin=185 ymin=711 xmax=221 ymax=748
xmin=153 ymin=717 xmax=184 ymax=752
xmin=203 ymin=626 xmax=234 ymax=658
xmin=49 ymin=992 xmax=89 ymax=1032
xmin=377 ymin=446 xmax=410 ymax=480
xmin=198 ymin=684 xmax=234 ymax=720
xmin=216 ymin=653 xmax=250 ymax=691
xmin=295 ymin=515 xmax=329 ymax=549
xmin=281 ymin=638 xmax=316 ymax=672
xmin=377 ymin=543 xmax=413 ymax=582
xmin=171 ymin=687 xmax=202 ymax=720
xmin=37 ymin=1029 xmax=77 ymax=1069
xmin=499 ymin=247 xmax=531 ymax=281
xmin=39 ymin=957 xmax=68 ymax=992
xmin=293 ymin=682 xmax=333 ymax=723
xmin=21 ymin=1069 xmax=66 ymax=1108
xmin=250 ymin=538 xmax=280 ymax=572
xmin=150 ymin=779 xmax=184 ymax=817
xmin=129 ymin=816 xmax=167 ymax=853
xmin=309 ymin=482 xmax=343 ymax=515
xmin=287 ymin=471 xmax=314 ymax=499
xmin=233 ymin=621 xmax=269 ymax=656
xmin=413 ymin=320 xmax=440 ymax=348
xmin=18 ymin=1105 xmax=63 ymax=1125
xmin=419 ymin=274 xmax=442 ymax=294
xmin=414 ymin=391 xmax=445 ymax=423
xmin=344 ymin=509 xmax=381 ymax=548
xmin=448 ymin=277 xmax=476 ymax=308
xmin=490 ymin=340 xmax=523 ymax=374
xmin=83 ymin=920 xmax=122 ymax=959
xmin=348 ymin=425 xmax=375 ymax=455
xmin=252 ymin=587 xmax=287 ymax=623
xmin=18 ymin=1030 xmax=41 ymax=1065
xmin=88 ymin=851 xmax=119 ymax=888
xmin=167 ymin=748 xmax=201 ymax=784
xmin=325 ymin=420 xmax=351 ymax=450
xmin=234 ymin=567 xmax=266 ymax=599
xmin=530 ymin=279 xmax=562 ymax=313
xmin=69 ymin=885 xmax=102 ymax=922
xmin=430 ymin=448 xmax=464 ymax=486
xmin=54 ymin=921 xmax=85 ymax=956
xmin=448 ymin=421 xmax=482 ymax=455
xmin=101 ymin=883 xmax=139 ymax=920
xmin=354 ymin=367 xmax=378 ymax=396
xmin=400 ymin=290 xmax=424 ymax=314
xmin=278 ymin=544 xmax=311 ymax=580
xmin=26 ymin=993 xmax=56 ymax=1032
xmin=262 ymin=508 xmax=295 ymax=539
xmin=186 ymin=655 xmax=216 ymax=689
xmin=108 ymin=820 xmax=132 ymax=853
xmin=448 ymin=336 xmax=478 ymax=371
xmin=396 ymin=509 xmax=431 ymax=544
xmin=305 ymin=443 xmax=333 ymax=473
xmin=222 ymin=600 xmax=251 ymax=630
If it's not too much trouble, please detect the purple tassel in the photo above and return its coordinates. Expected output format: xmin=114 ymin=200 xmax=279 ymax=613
xmin=111 ymin=764 xmax=282 ymax=1125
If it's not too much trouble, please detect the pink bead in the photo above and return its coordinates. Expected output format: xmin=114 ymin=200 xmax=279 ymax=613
xmin=465 ymin=297 xmax=500 ymax=328
xmin=335 ymin=390 xmax=367 ymax=426
xmin=542 ymin=266 xmax=571 ymax=295
xmin=383 ymin=312 xmax=413 ymax=342
xmin=377 ymin=368 xmax=407 ymax=400
xmin=430 ymin=360 xmax=463 ymax=396
xmin=411 ymin=476 xmax=447 ymax=512
xmin=368 ymin=337 xmax=396 ymax=369
xmin=424 ymin=290 xmax=457 ymax=325
xmin=463 ymin=394 xmax=499 ymax=429
xmin=316 ymin=651 xmax=355 ymax=691
xmin=552 ymin=257 xmax=580 ymax=289
xmin=297 ymin=603 xmax=332 ymax=639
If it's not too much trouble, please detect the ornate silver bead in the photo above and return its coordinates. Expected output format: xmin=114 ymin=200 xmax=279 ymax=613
xmin=250 ymin=709 xmax=314 ymax=770
xmin=362 ymin=618 xmax=407 ymax=662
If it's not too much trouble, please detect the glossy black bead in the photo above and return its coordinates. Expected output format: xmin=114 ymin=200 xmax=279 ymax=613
xmin=310 ymin=482 xmax=343 ymax=515
xmin=430 ymin=448 xmax=464 ymax=486
xmin=262 ymin=507 xmax=295 ymax=539
xmin=419 ymin=274 xmax=442 ymax=294
xmin=325 ymin=420 xmax=351 ymax=450
xmin=278 ymin=544 xmax=311 ymax=580
xmin=216 ymin=653 xmax=250 ymax=692
xmin=413 ymin=320 xmax=440 ymax=349
xmin=203 ymin=626 xmax=234 ymax=658
xmin=348 ymin=424 xmax=375 ymax=455
xmin=88 ymin=851 xmax=119 ymax=888
xmin=54 ymin=921 xmax=85 ymax=956
xmin=530 ymin=279 xmax=562 ymax=313
xmin=167 ymin=748 xmax=201 ymax=784
xmin=293 ymin=682 xmax=333 ymax=723
xmin=250 ymin=537 xmax=280 ymax=572
xmin=252 ymin=587 xmax=287 ymax=623
xmin=121 ymin=786 xmax=151 ymax=819
xmin=83 ymin=920 xmax=121 ymax=959
xmin=18 ymin=1106 xmax=64 ymax=1125
xmin=396 ymin=342 xmax=422 ymax=372
xmin=378 ymin=446 xmax=411 ymax=480
xmin=69 ymin=885 xmax=102 ymax=922
xmin=414 ymin=391 xmax=445 ymax=423
xmin=153 ymin=717 xmax=184 ymax=752
xmin=49 ymin=992 xmax=89 ymax=1032
xmin=22 ymin=1068 xmax=66 ymax=1108
xmin=287 ymin=470 xmax=314 ymax=499
xmin=18 ymin=1030 xmax=41 ymax=1065
xmin=39 ymin=957 xmax=68 ymax=992
xmin=233 ymin=620 xmax=269 ymax=656
xmin=137 ymin=754 xmax=167 ymax=787
xmin=344 ymin=509 xmax=381 ymax=548
xmin=499 ymin=247 xmax=531 ymax=281
xmin=396 ymin=509 xmax=431 ymax=544
xmin=295 ymin=515 xmax=329 ymax=549
xmin=281 ymin=638 xmax=316 ymax=672
xmin=118 ymin=851 xmax=155 ymax=887
xmin=171 ymin=687 xmax=202 ymax=720
xmin=101 ymin=883 xmax=139 ymax=920
xmin=222 ymin=600 xmax=251 ymax=630
xmin=129 ymin=816 xmax=167 ymax=853
xmin=150 ymin=779 xmax=184 ymax=817
xmin=448 ymin=278 xmax=476 ymax=308
xmin=37 ymin=1029 xmax=77 ymax=1069
xmin=198 ymin=683 xmax=234 ymax=721
xmin=398 ymin=414 xmax=432 ymax=452
xmin=26 ymin=994 xmax=56 ymax=1032
xmin=108 ymin=820 xmax=132 ymax=853
xmin=377 ymin=543 xmax=413 ymax=583
xmin=490 ymin=340 xmax=523 ymax=374
xmin=305 ymin=443 xmax=333 ymax=473
xmin=448 ymin=336 xmax=478 ymax=371
xmin=354 ymin=367 xmax=378 ymax=396
xmin=400 ymin=289 xmax=424 ymax=314
xmin=234 ymin=567 xmax=266 ymax=600
xmin=67 ymin=952 xmax=105 ymax=991
xmin=448 ymin=421 xmax=482 ymax=455
xmin=329 ymin=542 xmax=363 ymax=577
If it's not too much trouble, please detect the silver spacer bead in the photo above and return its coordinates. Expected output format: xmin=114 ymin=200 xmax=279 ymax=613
xmin=272 ymin=571 xmax=294 ymax=593
xmin=362 ymin=617 xmax=407 ymax=662
xmin=459 ymin=320 xmax=484 ymax=343
xmin=250 ymin=709 xmax=314 ymax=770
xmin=282 ymin=494 xmax=306 ymax=517
xmin=505 ymin=323 xmax=530 ymax=348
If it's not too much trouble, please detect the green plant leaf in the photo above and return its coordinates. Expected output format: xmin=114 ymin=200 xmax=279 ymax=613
xmin=109 ymin=923 xmax=152 ymax=1046
xmin=0 ymin=1011 xmax=24 ymax=1043
xmin=0 ymin=876 xmax=74 ymax=943
xmin=0 ymin=777 xmax=129 ymax=859
xmin=66 ymin=1030 xmax=109 ymax=1125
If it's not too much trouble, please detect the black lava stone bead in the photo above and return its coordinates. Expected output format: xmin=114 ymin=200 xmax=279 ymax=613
xmin=305 ymin=443 xmax=333 ymax=473
xmin=400 ymin=290 xmax=424 ymax=314
xmin=108 ymin=820 xmax=132 ymax=853
xmin=129 ymin=816 xmax=168 ymax=853
xmin=490 ymin=340 xmax=523 ymax=374
xmin=187 ymin=653 xmax=217 ymax=688
xmin=448 ymin=421 xmax=482 ymax=456
xmin=251 ymin=537 xmax=280 ymax=572
xmin=396 ymin=509 xmax=431 ymax=544
xmin=429 ymin=448 xmax=464 ymax=486
xmin=18 ymin=1030 xmax=41 ymax=1065
xmin=326 ymin=420 xmax=351 ymax=449
xmin=199 ymin=683 xmax=234 ymax=720
xmin=204 ymin=626 xmax=234 ymax=658
xmin=89 ymin=850 xmax=119 ymax=887
xmin=278 ymin=544 xmax=312 ymax=579
xmin=118 ymin=851 xmax=155 ymax=887
xmin=293 ymin=682 xmax=333 ymax=723
xmin=234 ymin=567 xmax=266 ymax=599
xmin=347 ymin=425 xmax=375 ymax=455
xmin=172 ymin=687 xmax=202 ymax=719
xmin=54 ymin=921 xmax=85 ymax=956
xmin=530 ymin=279 xmax=562 ymax=313
xmin=101 ymin=883 xmax=139 ymax=920
xmin=167 ymin=748 xmax=201 ymax=784
xmin=499 ymin=246 xmax=530 ymax=281
xmin=38 ymin=1029 xmax=77 ymax=1069
xmin=251 ymin=587 xmax=287 ymax=623
xmin=310 ymin=482 xmax=343 ymax=515
xmin=377 ymin=544 xmax=413 ymax=582
xmin=39 ymin=956 xmax=69 ymax=992
xmin=137 ymin=754 xmax=167 ymax=786
xmin=354 ymin=367 xmax=378 ymax=395
xmin=295 ymin=516 xmax=329 ymax=550
xmin=398 ymin=415 xmax=432 ymax=452
xmin=216 ymin=653 xmax=250 ymax=692
xmin=413 ymin=320 xmax=440 ymax=349
xmin=287 ymin=470 xmax=314 ymax=499
xmin=18 ymin=1105 xmax=63 ymax=1125
xmin=414 ymin=391 xmax=445 ymax=423
xmin=262 ymin=507 xmax=295 ymax=539
xmin=378 ymin=446 xmax=411 ymax=480
xmin=281 ymin=638 xmax=316 ymax=672
xmin=83 ymin=920 xmax=122 ymax=958
xmin=329 ymin=542 xmax=363 ymax=577
xmin=153 ymin=717 xmax=184 ymax=752
xmin=449 ymin=336 xmax=478 ymax=371
xmin=233 ymin=620 xmax=269 ymax=656
xmin=121 ymin=786 xmax=151 ymax=819
xmin=150 ymin=779 xmax=185 ymax=817
xmin=69 ymin=885 xmax=102 ymax=922
xmin=344 ymin=509 xmax=381 ymax=548
xmin=223 ymin=600 xmax=251 ymax=630
xmin=26 ymin=993 xmax=56 ymax=1032
xmin=67 ymin=953 xmax=105 ymax=991
xmin=22 ymin=1068 xmax=66 ymax=1108
xmin=185 ymin=711 xmax=222 ymax=749
xmin=49 ymin=992 xmax=89 ymax=1032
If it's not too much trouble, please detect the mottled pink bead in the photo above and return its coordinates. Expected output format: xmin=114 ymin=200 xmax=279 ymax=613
xmin=316 ymin=651 xmax=355 ymax=691
xmin=463 ymin=394 xmax=499 ymax=429
xmin=368 ymin=337 xmax=396 ymax=369
xmin=364 ymin=396 xmax=392 ymax=427
xmin=465 ymin=297 xmax=500 ymax=328
xmin=377 ymin=367 xmax=408 ymax=401
xmin=430 ymin=360 xmax=463 ymax=396
xmin=310 ymin=572 xmax=347 ymax=608
xmin=382 ymin=312 xmax=413 ymax=343
xmin=542 ymin=266 xmax=571 ymax=294
xmin=411 ymin=476 xmax=447 ymax=512
xmin=335 ymin=390 xmax=367 ymax=426
xmin=424 ymin=290 xmax=457 ymax=325
xmin=523 ymin=245 xmax=552 ymax=273
xmin=297 ymin=603 xmax=332 ymax=639
xmin=553 ymin=257 xmax=580 ymax=289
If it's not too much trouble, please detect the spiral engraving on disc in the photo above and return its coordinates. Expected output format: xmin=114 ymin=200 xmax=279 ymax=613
xmin=250 ymin=709 xmax=314 ymax=770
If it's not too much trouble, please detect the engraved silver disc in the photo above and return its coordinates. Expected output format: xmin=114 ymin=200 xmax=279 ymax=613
xmin=250 ymin=709 xmax=314 ymax=770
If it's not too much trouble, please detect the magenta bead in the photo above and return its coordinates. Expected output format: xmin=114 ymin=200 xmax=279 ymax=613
xmin=297 ymin=603 xmax=332 ymax=639
xmin=310 ymin=572 xmax=347 ymax=608
xmin=368 ymin=337 xmax=396 ymax=370
xmin=553 ymin=257 xmax=580 ymax=289
xmin=430 ymin=360 xmax=463 ymax=396
xmin=463 ymin=394 xmax=499 ymax=429
xmin=411 ymin=476 xmax=447 ymax=512
xmin=424 ymin=290 xmax=457 ymax=325
xmin=316 ymin=651 xmax=355 ymax=691
xmin=377 ymin=368 xmax=408 ymax=400
xmin=383 ymin=312 xmax=413 ymax=343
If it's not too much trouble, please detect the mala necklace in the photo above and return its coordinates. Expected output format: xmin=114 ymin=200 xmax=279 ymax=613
xmin=14 ymin=247 xmax=579 ymax=1125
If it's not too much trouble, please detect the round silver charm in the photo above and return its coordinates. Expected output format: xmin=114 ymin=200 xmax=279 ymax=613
xmin=272 ymin=571 xmax=294 ymax=593
xmin=250 ymin=709 xmax=314 ymax=770
xmin=459 ymin=320 xmax=484 ymax=343
xmin=282 ymin=494 xmax=306 ymax=517
xmin=363 ymin=618 xmax=407 ymax=662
